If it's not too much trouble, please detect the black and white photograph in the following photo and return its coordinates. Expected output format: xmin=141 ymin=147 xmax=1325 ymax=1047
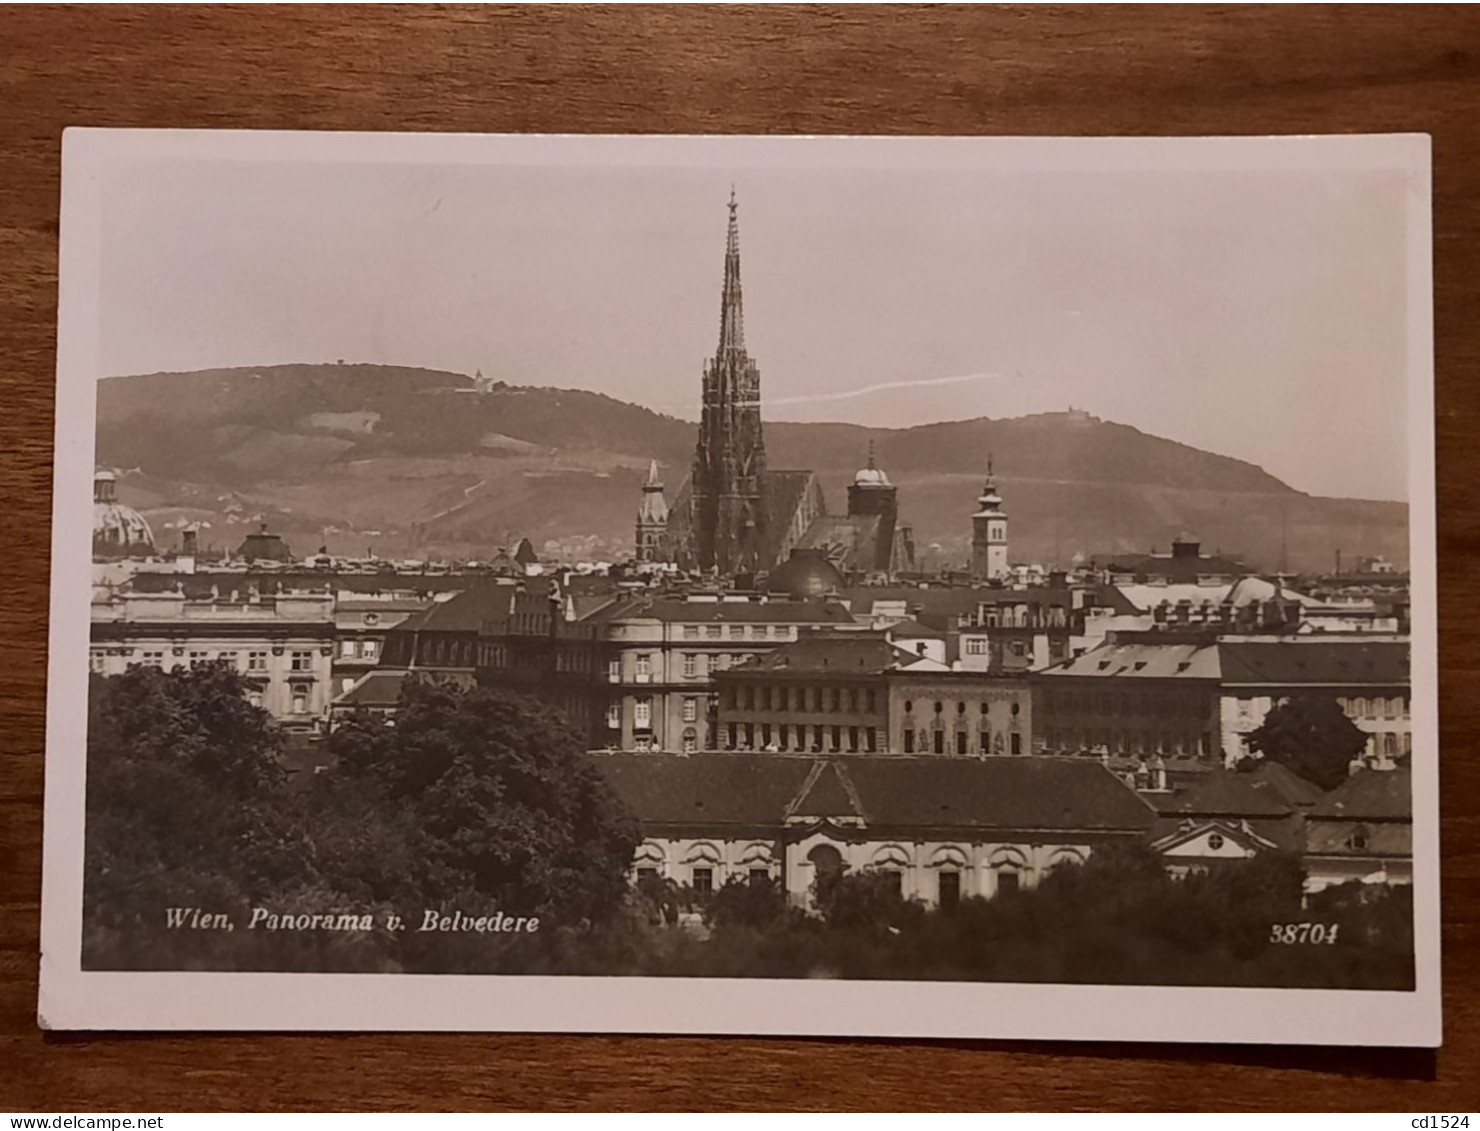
xmin=41 ymin=131 xmax=1438 ymax=1043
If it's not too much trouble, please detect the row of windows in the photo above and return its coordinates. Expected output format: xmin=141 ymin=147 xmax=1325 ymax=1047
xmin=91 ymin=649 xmax=309 ymax=673
xmin=903 ymin=729 xmax=1022 ymax=755
xmin=725 ymin=722 xmax=883 ymax=754
xmin=964 ymin=605 xmax=1068 ymax=630
xmin=635 ymin=865 xmax=1016 ymax=907
xmin=1041 ymin=689 xmax=1207 ymax=720
xmin=902 ymin=698 xmax=1023 ymax=717
xmin=721 ymin=684 xmax=883 ymax=715
xmin=679 ymin=624 xmax=795 ymax=641
xmin=1042 ymin=729 xmax=1212 ymax=757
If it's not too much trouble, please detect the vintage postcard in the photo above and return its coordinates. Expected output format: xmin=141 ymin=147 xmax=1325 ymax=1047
xmin=40 ymin=130 xmax=1438 ymax=1043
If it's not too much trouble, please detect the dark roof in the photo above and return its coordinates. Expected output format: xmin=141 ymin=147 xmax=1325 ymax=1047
xmin=728 ymin=633 xmax=900 ymax=675
xmin=394 ymin=581 xmax=516 ymax=634
xmin=1153 ymin=769 xmax=1300 ymax=818
xmin=595 ymin=752 xmax=815 ymax=826
xmin=1241 ymin=760 xmax=1326 ymax=807
xmin=795 ymin=514 xmax=885 ymax=573
xmin=841 ymin=758 xmax=1156 ymax=831
xmin=595 ymin=753 xmax=1155 ymax=834
xmin=759 ymin=470 xmax=820 ymax=571
xmin=1218 ymin=640 xmax=1408 ymax=687
xmin=1310 ymin=765 xmax=1411 ymax=821
xmin=333 ymin=670 xmax=409 ymax=708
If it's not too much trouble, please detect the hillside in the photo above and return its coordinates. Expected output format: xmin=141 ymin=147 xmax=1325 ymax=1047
xmin=94 ymin=364 xmax=1408 ymax=571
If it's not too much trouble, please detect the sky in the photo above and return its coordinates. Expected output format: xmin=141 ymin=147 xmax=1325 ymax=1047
xmin=97 ymin=144 xmax=1414 ymax=501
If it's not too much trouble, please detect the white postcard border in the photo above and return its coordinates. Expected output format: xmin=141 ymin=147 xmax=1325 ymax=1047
xmin=40 ymin=130 xmax=1440 ymax=1045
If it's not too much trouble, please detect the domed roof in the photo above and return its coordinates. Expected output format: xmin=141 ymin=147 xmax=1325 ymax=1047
xmin=92 ymin=470 xmax=155 ymax=560
xmin=852 ymin=444 xmax=892 ymax=488
xmin=766 ymin=548 xmax=844 ymax=600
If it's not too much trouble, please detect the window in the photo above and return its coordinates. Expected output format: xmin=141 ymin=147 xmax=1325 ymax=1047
xmin=341 ymin=677 xmax=356 ymax=694
xmin=996 ymin=871 xmax=1020 ymax=897
xmin=882 ymin=870 xmax=903 ymax=896
xmin=748 ymin=867 xmax=769 ymax=885
xmin=290 ymin=650 xmax=313 ymax=672
xmin=956 ymin=731 xmax=967 ymax=755
xmin=682 ymin=730 xmax=698 ymax=754
xmin=1010 ymin=733 xmax=1022 ymax=755
xmin=682 ymin=653 xmax=697 ymax=678
xmin=247 ymin=690 xmax=264 ymax=708
xmin=682 ymin=697 xmax=698 ymax=723
xmin=141 ymin=650 xmax=164 ymax=669
xmin=1011 ymin=701 xmax=1021 ymax=717
xmin=218 ymin=651 xmax=238 ymax=668
xmin=362 ymin=640 xmax=378 ymax=661
xmin=865 ymin=689 xmax=876 ymax=713
xmin=247 ymin=651 xmax=267 ymax=672
xmin=728 ymin=624 xmax=743 ymax=639
xmin=1349 ymin=830 xmax=1369 ymax=851
xmin=636 ymin=866 xmax=659 ymax=884
xmin=89 ymin=650 xmax=106 ymax=673
xmin=706 ymin=625 xmax=722 ymax=640
xmin=188 ymin=651 xmax=208 ymax=664
xmin=635 ymin=654 xmax=651 ymax=679
xmin=292 ymin=693 xmax=308 ymax=714
xmin=965 ymin=638 xmax=988 ymax=656
xmin=340 ymin=639 xmax=357 ymax=658
xmin=606 ymin=702 xmax=621 ymax=729
xmin=692 ymin=867 xmax=713 ymax=895
xmin=608 ymin=659 xmax=621 ymax=682
xmin=755 ymin=625 xmax=769 ymax=639
xmin=1207 ymin=833 xmax=1225 ymax=851
xmin=634 ymin=697 xmax=652 ymax=729
xmin=682 ymin=624 xmax=699 ymax=640
xmin=933 ymin=730 xmax=945 ymax=755
xmin=904 ymin=730 xmax=915 ymax=753
xmin=938 ymin=871 xmax=961 ymax=910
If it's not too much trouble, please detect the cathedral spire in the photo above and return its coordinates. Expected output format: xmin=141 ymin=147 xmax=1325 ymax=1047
xmin=717 ymin=187 xmax=746 ymax=356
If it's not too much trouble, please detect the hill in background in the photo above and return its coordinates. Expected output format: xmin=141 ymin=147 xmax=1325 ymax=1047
xmin=95 ymin=364 xmax=1407 ymax=572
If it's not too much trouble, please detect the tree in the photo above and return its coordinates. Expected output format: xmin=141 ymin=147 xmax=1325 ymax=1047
xmin=1246 ymin=694 xmax=1368 ymax=790
xmin=324 ymin=678 xmax=639 ymax=927
xmin=84 ymin=662 xmax=311 ymax=966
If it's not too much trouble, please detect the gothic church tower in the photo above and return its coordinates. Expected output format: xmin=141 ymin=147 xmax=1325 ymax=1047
xmin=635 ymin=460 xmax=669 ymax=562
xmin=690 ymin=190 xmax=767 ymax=577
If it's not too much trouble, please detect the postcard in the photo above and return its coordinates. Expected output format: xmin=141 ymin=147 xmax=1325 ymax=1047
xmin=40 ymin=130 xmax=1438 ymax=1044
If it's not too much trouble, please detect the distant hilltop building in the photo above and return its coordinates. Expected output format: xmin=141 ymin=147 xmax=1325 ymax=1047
xmin=658 ymin=193 xmax=916 ymax=582
xmin=92 ymin=470 xmax=155 ymax=560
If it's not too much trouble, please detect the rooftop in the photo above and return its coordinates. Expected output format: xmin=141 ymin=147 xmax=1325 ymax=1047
xmin=594 ymin=752 xmax=1155 ymax=833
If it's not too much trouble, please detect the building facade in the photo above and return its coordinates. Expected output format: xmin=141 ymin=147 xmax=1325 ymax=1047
xmin=90 ymin=589 xmax=336 ymax=727
xmin=600 ymin=752 xmax=1155 ymax=908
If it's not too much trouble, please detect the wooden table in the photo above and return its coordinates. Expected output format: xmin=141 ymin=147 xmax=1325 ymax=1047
xmin=2 ymin=4 xmax=1476 ymax=1111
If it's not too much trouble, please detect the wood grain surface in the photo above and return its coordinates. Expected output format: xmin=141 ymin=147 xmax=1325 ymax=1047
xmin=2 ymin=3 xmax=1478 ymax=1112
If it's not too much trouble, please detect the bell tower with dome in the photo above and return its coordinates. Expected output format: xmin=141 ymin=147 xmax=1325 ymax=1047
xmin=971 ymin=458 xmax=1009 ymax=581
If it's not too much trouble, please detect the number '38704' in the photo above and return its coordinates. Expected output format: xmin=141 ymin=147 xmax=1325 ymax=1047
xmin=1269 ymin=922 xmax=1339 ymax=945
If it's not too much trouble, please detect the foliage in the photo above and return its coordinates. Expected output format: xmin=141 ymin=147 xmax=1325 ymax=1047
xmin=1247 ymin=694 xmax=1369 ymax=790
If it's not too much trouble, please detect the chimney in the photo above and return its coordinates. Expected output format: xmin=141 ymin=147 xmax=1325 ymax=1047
xmin=181 ymin=527 xmax=198 ymax=556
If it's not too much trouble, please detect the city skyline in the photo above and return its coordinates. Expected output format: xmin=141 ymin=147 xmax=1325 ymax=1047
xmin=97 ymin=150 xmax=1411 ymax=501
